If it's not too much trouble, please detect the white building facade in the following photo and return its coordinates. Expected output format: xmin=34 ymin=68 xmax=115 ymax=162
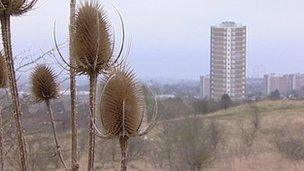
xmin=210 ymin=21 xmax=246 ymax=101
xmin=199 ymin=75 xmax=210 ymax=99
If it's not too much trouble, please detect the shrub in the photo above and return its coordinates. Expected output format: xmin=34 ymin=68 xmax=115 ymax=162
xmin=272 ymin=123 xmax=304 ymax=162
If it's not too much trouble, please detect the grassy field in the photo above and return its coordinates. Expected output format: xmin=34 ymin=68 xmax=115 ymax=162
xmin=196 ymin=100 xmax=304 ymax=171
xmin=130 ymin=100 xmax=304 ymax=171
xmin=15 ymin=100 xmax=304 ymax=171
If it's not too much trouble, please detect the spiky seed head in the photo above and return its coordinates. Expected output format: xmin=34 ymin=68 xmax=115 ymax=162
xmin=31 ymin=65 xmax=59 ymax=102
xmin=99 ymin=66 xmax=145 ymax=137
xmin=0 ymin=53 xmax=7 ymax=88
xmin=0 ymin=0 xmax=37 ymax=17
xmin=73 ymin=1 xmax=113 ymax=75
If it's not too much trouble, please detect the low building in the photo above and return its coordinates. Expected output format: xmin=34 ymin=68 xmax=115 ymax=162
xmin=199 ymin=75 xmax=210 ymax=99
xmin=264 ymin=74 xmax=304 ymax=95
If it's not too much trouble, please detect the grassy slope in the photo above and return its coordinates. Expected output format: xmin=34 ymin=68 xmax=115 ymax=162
xmin=206 ymin=100 xmax=304 ymax=118
xmin=203 ymin=100 xmax=304 ymax=171
xmin=66 ymin=100 xmax=304 ymax=171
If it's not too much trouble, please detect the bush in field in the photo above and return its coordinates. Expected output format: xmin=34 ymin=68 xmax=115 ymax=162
xmin=27 ymin=136 xmax=62 ymax=170
xmin=6 ymin=135 xmax=63 ymax=170
xmin=177 ymin=118 xmax=221 ymax=170
xmin=153 ymin=117 xmax=222 ymax=171
xmin=272 ymin=123 xmax=304 ymax=162
xmin=192 ymin=99 xmax=224 ymax=114
xmin=221 ymin=94 xmax=232 ymax=111
xmin=238 ymin=103 xmax=261 ymax=159
xmin=269 ymin=89 xmax=281 ymax=100
xmin=95 ymin=137 xmax=148 ymax=170
xmin=276 ymin=137 xmax=304 ymax=161
xmin=150 ymin=122 xmax=178 ymax=170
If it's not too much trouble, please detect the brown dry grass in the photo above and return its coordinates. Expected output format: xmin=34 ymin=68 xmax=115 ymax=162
xmin=52 ymin=100 xmax=304 ymax=170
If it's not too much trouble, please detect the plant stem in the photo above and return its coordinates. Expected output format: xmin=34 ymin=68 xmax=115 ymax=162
xmin=0 ymin=106 xmax=4 ymax=171
xmin=0 ymin=15 xmax=28 ymax=171
xmin=119 ymin=135 xmax=129 ymax=171
xmin=87 ymin=74 xmax=97 ymax=171
xmin=69 ymin=0 xmax=78 ymax=170
xmin=45 ymin=100 xmax=68 ymax=169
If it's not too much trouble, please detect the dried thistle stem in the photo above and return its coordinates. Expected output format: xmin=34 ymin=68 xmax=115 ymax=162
xmin=87 ymin=74 xmax=97 ymax=171
xmin=0 ymin=15 xmax=28 ymax=171
xmin=119 ymin=135 xmax=129 ymax=171
xmin=69 ymin=0 xmax=78 ymax=170
xmin=0 ymin=106 xmax=4 ymax=171
xmin=45 ymin=100 xmax=68 ymax=169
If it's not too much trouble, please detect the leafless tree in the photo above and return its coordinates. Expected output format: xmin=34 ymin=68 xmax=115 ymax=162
xmin=27 ymin=135 xmax=61 ymax=170
xmin=175 ymin=117 xmax=221 ymax=171
xmin=154 ymin=122 xmax=177 ymax=170
xmin=272 ymin=122 xmax=304 ymax=162
xmin=238 ymin=102 xmax=261 ymax=159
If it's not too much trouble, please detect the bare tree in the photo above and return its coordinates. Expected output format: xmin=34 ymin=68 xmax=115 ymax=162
xmin=238 ymin=102 xmax=260 ymax=159
xmin=27 ymin=135 xmax=61 ymax=170
xmin=176 ymin=117 xmax=221 ymax=171
xmin=221 ymin=94 xmax=232 ymax=111
xmin=208 ymin=119 xmax=222 ymax=150
xmin=272 ymin=122 xmax=304 ymax=162
xmin=155 ymin=122 xmax=177 ymax=170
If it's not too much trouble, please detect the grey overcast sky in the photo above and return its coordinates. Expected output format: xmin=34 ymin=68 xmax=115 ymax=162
xmin=9 ymin=0 xmax=304 ymax=79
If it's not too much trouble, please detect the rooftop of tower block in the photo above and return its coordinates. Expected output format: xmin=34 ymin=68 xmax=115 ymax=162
xmin=213 ymin=21 xmax=245 ymax=28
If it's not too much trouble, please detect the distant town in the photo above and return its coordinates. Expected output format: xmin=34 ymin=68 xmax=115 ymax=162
xmin=18 ymin=21 xmax=304 ymax=102
xmin=199 ymin=21 xmax=304 ymax=101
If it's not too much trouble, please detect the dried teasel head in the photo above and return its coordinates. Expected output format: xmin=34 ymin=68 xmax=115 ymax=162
xmin=0 ymin=53 xmax=7 ymax=88
xmin=73 ymin=1 xmax=113 ymax=76
xmin=31 ymin=65 xmax=59 ymax=102
xmin=99 ymin=66 xmax=145 ymax=137
xmin=0 ymin=0 xmax=37 ymax=17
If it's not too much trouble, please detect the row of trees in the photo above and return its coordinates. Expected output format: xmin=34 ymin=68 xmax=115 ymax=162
xmin=192 ymin=93 xmax=233 ymax=115
xmin=0 ymin=0 xmax=158 ymax=171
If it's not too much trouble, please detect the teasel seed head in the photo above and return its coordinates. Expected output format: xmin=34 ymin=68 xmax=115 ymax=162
xmin=99 ymin=66 xmax=145 ymax=137
xmin=0 ymin=52 xmax=7 ymax=88
xmin=72 ymin=1 xmax=113 ymax=76
xmin=0 ymin=0 xmax=37 ymax=17
xmin=31 ymin=65 xmax=59 ymax=102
